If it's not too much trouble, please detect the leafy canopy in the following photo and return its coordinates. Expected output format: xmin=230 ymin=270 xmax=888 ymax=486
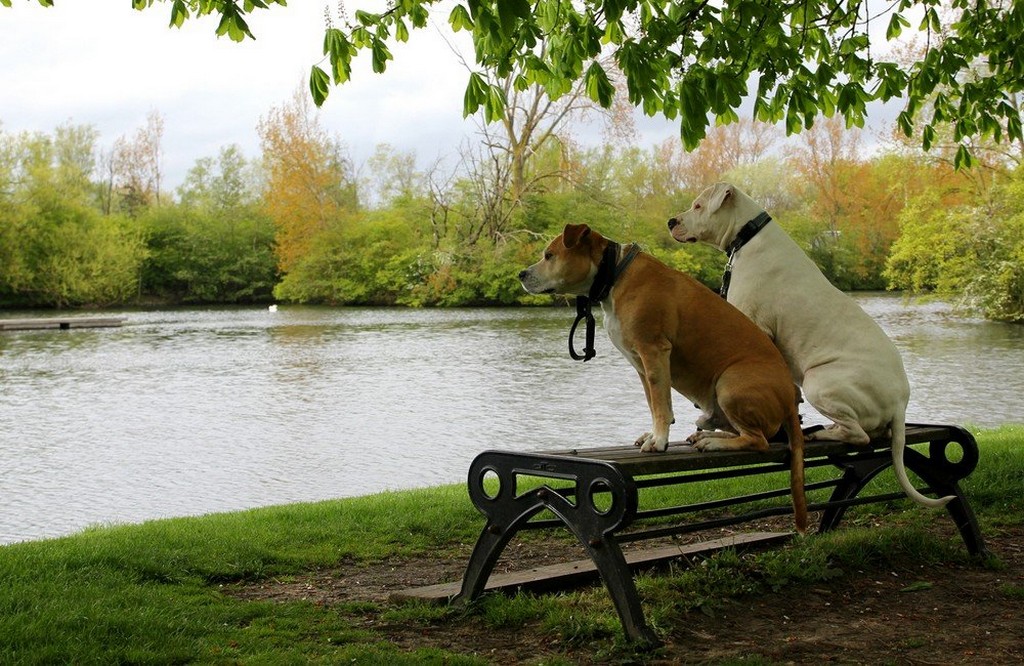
xmin=12 ymin=0 xmax=1023 ymax=164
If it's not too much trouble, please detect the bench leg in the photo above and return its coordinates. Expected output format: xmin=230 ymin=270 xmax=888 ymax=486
xmin=455 ymin=450 xmax=663 ymax=646
xmin=584 ymin=536 xmax=661 ymax=647
xmin=452 ymin=487 xmax=661 ymax=647
xmin=453 ymin=512 xmax=526 ymax=606
xmin=819 ymin=449 xmax=988 ymax=558
xmin=819 ymin=454 xmax=891 ymax=533
xmin=903 ymin=447 xmax=988 ymax=557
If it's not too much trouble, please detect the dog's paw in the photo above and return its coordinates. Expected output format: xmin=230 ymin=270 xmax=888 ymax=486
xmin=634 ymin=432 xmax=653 ymax=448
xmin=686 ymin=430 xmax=709 ymax=445
xmin=639 ymin=434 xmax=669 ymax=453
xmin=691 ymin=439 xmax=726 ymax=452
xmin=687 ymin=430 xmax=723 ymax=452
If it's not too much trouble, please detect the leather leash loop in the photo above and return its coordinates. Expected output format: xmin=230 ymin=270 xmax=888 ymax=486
xmin=569 ymin=295 xmax=597 ymax=361
xmin=566 ymin=242 xmax=641 ymax=362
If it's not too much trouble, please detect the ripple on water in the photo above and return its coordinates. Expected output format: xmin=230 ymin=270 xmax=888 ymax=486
xmin=0 ymin=299 xmax=1020 ymax=543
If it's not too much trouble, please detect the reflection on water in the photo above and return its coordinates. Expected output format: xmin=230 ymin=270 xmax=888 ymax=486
xmin=0 ymin=296 xmax=1021 ymax=544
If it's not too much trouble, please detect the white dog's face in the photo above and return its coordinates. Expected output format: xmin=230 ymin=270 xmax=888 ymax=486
xmin=519 ymin=224 xmax=600 ymax=296
xmin=667 ymin=183 xmax=730 ymax=245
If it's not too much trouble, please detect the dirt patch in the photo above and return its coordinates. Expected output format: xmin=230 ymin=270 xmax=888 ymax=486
xmin=228 ymin=523 xmax=1024 ymax=664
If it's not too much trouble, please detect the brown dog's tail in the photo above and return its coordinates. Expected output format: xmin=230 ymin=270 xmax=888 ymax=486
xmin=786 ymin=409 xmax=808 ymax=535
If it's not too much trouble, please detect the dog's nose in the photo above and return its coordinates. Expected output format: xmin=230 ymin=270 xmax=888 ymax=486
xmin=518 ymin=269 xmax=529 ymax=281
xmin=667 ymin=217 xmax=678 ymax=230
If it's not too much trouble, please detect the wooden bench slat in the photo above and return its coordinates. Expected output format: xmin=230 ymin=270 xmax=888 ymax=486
xmin=536 ymin=424 xmax=955 ymax=476
xmin=391 ymin=531 xmax=791 ymax=604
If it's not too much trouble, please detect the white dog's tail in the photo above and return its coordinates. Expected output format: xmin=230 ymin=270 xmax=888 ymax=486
xmin=891 ymin=405 xmax=955 ymax=508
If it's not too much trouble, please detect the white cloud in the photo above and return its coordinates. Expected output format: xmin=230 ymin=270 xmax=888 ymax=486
xmin=0 ymin=1 xmax=490 ymax=189
xmin=1 ymin=2 xmax=903 ymax=194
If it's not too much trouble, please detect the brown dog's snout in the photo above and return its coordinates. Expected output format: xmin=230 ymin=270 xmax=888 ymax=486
xmin=518 ymin=269 xmax=529 ymax=281
xmin=667 ymin=217 xmax=679 ymax=230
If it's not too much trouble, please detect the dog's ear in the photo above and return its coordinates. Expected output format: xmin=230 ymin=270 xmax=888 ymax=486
xmin=562 ymin=223 xmax=591 ymax=249
xmin=707 ymin=182 xmax=734 ymax=214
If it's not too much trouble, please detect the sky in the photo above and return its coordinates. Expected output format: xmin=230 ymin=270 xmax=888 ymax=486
xmin=0 ymin=0 xmax=683 ymax=192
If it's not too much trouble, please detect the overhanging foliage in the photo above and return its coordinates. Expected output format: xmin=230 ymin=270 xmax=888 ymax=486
xmin=73 ymin=0 xmax=1023 ymax=165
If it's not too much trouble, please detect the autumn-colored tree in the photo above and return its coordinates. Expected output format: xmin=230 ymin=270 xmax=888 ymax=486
xmin=672 ymin=118 xmax=780 ymax=192
xmin=788 ymin=117 xmax=863 ymax=233
xmin=256 ymin=88 xmax=357 ymax=273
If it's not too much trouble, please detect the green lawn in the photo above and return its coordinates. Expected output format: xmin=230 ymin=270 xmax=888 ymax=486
xmin=1 ymin=426 xmax=1020 ymax=664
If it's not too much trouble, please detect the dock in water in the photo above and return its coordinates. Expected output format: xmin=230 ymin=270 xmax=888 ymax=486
xmin=0 ymin=317 xmax=125 ymax=331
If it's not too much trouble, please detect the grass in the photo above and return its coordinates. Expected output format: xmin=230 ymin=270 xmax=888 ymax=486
xmin=1 ymin=426 xmax=1021 ymax=663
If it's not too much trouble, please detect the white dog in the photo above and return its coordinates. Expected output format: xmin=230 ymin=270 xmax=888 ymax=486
xmin=668 ymin=182 xmax=952 ymax=509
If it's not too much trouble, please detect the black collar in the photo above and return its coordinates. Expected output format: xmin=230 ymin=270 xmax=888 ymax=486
xmin=589 ymin=242 xmax=638 ymax=302
xmin=569 ymin=242 xmax=641 ymax=361
xmin=720 ymin=212 xmax=771 ymax=298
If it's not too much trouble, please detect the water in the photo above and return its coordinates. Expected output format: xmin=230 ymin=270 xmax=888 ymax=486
xmin=1 ymin=295 xmax=1021 ymax=544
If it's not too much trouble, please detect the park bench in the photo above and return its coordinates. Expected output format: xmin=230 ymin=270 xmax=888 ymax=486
xmin=395 ymin=423 xmax=985 ymax=646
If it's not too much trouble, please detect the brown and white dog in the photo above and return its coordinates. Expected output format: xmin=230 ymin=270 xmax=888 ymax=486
xmin=520 ymin=223 xmax=808 ymax=532
xmin=668 ymin=182 xmax=953 ymax=509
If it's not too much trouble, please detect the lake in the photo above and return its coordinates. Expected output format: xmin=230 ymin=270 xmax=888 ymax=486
xmin=1 ymin=294 xmax=1021 ymax=544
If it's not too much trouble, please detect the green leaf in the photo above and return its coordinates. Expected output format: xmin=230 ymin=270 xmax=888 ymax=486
xmin=485 ymin=83 xmax=506 ymax=122
xmin=953 ymin=143 xmax=973 ymax=170
xmin=715 ymin=108 xmax=739 ymax=126
xmin=230 ymin=14 xmax=252 ymax=41
xmin=215 ymin=6 xmax=253 ymax=42
xmin=584 ymin=62 xmax=614 ymax=107
xmin=604 ymin=19 xmax=623 ymax=44
xmin=309 ymin=65 xmax=330 ymax=107
xmin=169 ymin=0 xmax=189 ymax=28
xmin=371 ymin=41 xmax=392 ymax=74
xmin=898 ymin=111 xmax=914 ymax=137
xmin=355 ymin=10 xmax=377 ymax=27
xmin=326 ymin=30 xmax=354 ymax=84
xmin=496 ymin=0 xmax=518 ymax=37
xmin=395 ymin=18 xmax=409 ymax=42
xmin=1007 ymin=115 xmax=1023 ymax=143
xmin=323 ymin=28 xmax=342 ymax=55
xmin=463 ymin=72 xmax=488 ymax=116
xmin=448 ymin=4 xmax=472 ymax=31
xmin=922 ymin=124 xmax=934 ymax=151
xmin=351 ymin=26 xmax=371 ymax=48
xmin=508 ymin=0 xmax=531 ymax=20
xmin=886 ymin=13 xmax=909 ymax=40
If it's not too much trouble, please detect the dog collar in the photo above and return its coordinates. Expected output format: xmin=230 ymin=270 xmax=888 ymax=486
xmin=720 ymin=212 xmax=771 ymax=299
xmin=590 ymin=242 xmax=640 ymax=302
xmin=569 ymin=242 xmax=642 ymax=362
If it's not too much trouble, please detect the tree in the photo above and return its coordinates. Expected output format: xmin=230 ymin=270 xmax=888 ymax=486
xmin=670 ymin=118 xmax=780 ymax=192
xmin=107 ymin=110 xmax=165 ymax=215
xmin=0 ymin=125 xmax=146 ymax=307
xmin=256 ymin=87 xmax=357 ymax=274
xmin=885 ymin=166 xmax=1024 ymax=322
xmin=789 ymin=116 xmax=865 ymax=238
xmin=363 ymin=144 xmax=423 ymax=209
xmin=141 ymin=144 xmax=277 ymax=303
xmin=98 ymin=0 xmax=1024 ymax=162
